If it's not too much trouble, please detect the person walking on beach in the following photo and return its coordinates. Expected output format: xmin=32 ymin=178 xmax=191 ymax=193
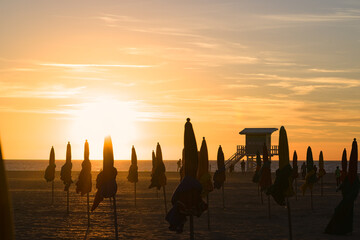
xmin=177 ymin=159 xmax=181 ymax=172
xmin=335 ymin=166 xmax=341 ymax=187
xmin=241 ymin=160 xmax=246 ymax=175
xmin=301 ymin=162 xmax=307 ymax=180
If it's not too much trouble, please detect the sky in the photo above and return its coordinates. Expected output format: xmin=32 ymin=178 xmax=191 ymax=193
xmin=0 ymin=0 xmax=359 ymax=161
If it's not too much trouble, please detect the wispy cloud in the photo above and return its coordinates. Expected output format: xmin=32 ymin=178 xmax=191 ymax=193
xmin=40 ymin=63 xmax=153 ymax=68
xmin=263 ymin=10 xmax=360 ymax=23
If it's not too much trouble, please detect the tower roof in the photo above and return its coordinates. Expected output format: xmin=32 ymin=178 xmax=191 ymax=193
xmin=239 ymin=128 xmax=278 ymax=135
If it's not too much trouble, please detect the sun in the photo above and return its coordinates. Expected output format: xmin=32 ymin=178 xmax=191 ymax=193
xmin=70 ymin=96 xmax=138 ymax=159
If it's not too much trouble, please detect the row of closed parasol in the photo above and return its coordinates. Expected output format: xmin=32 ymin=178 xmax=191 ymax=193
xmin=43 ymin=137 xmax=169 ymax=240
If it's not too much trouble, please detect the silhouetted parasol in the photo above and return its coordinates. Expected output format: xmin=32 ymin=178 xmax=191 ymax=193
xmin=325 ymin=138 xmax=359 ymax=235
xmin=44 ymin=146 xmax=56 ymax=204
xmin=60 ymin=142 xmax=73 ymax=214
xmin=127 ymin=146 xmax=138 ymax=207
xmin=259 ymin=143 xmax=272 ymax=218
xmin=300 ymin=146 xmax=317 ymax=210
xmin=197 ymin=137 xmax=213 ymax=230
xmin=266 ymin=126 xmax=294 ymax=240
xmin=340 ymin=148 xmax=347 ymax=183
xmin=292 ymin=151 xmax=298 ymax=200
xmin=0 ymin=140 xmax=15 ymax=240
xmin=213 ymin=145 xmax=226 ymax=209
xmin=318 ymin=151 xmax=326 ymax=196
xmin=76 ymin=140 xmax=92 ymax=227
xmin=166 ymin=118 xmax=207 ymax=240
xmin=91 ymin=136 xmax=118 ymax=239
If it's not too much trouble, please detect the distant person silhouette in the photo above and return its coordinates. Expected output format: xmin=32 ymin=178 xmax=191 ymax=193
xmin=335 ymin=166 xmax=341 ymax=187
xmin=229 ymin=164 xmax=234 ymax=174
xmin=241 ymin=160 xmax=246 ymax=175
xmin=177 ymin=159 xmax=181 ymax=172
xmin=301 ymin=162 xmax=307 ymax=180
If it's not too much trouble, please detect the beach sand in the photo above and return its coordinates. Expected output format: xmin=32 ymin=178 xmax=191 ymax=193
xmin=8 ymin=171 xmax=360 ymax=240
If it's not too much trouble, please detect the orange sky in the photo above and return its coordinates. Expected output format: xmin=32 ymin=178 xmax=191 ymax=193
xmin=0 ymin=1 xmax=359 ymax=161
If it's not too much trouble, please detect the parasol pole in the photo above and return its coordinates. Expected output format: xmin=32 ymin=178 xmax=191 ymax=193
xmin=207 ymin=194 xmax=210 ymax=230
xmin=163 ymin=186 xmax=167 ymax=214
xmin=222 ymin=183 xmax=225 ymax=209
xmin=113 ymin=196 xmax=119 ymax=240
xmin=286 ymin=198 xmax=293 ymax=240
xmin=320 ymin=177 xmax=323 ymax=196
xmin=87 ymin=193 xmax=90 ymax=227
xmin=310 ymin=188 xmax=313 ymax=210
xmin=260 ymin=186 xmax=263 ymax=204
xmin=268 ymin=195 xmax=271 ymax=219
xmin=294 ymin=178 xmax=297 ymax=200
xmin=67 ymin=189 xmax=69 ymax=214
xmin=135 ymin=182 xmax=137 ymax=207
xmin=51 ymin=180 xmax=54 ymax=205
xmin=190 ymin=215 xmax=194 ymax=240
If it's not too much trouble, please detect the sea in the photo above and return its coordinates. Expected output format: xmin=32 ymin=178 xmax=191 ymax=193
xmin=3 ymin=159 xmax=353 ymax=173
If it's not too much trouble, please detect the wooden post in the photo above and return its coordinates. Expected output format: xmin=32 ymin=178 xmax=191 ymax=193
xmin=87 ymin=193 xmax=90 ymax=227
xmin=286 ymin=198 xmax=293 ymax=240
xmin=67 ymin=189 xmax=69 ymax=214
xmin=113 ymin=197 xmax=119 ymax=240
xmin=268 ymin=195 xmax=271 ymax=219
xmin=163 ymin=186 xmax=167 ymax=214
xmin=207 ymin=194 xmax=210 ymax=230
xmin=190 ymin=215 xmax=194 ymax=240
xmin=134 ymin=182 xmax=137 ymax=207
xmin=51 ymin=180 xmax=54 ymax=205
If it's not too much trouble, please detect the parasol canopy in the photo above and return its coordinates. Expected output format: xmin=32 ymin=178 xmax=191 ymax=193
xmin=60 ymin=142 xmax=73 ymax=191
xmin=340 ymin=148 xmax=347 ymax=182
xmin=318 ymin=151 xmax=326 ymax=178
xmin=127 ymin=146 xmax=138 ymax=183
xmin=149 ymin=143 xmax=167 ymax=189
xmin=348 ymin=139 xmax=358 ymax=184
xmin=197 ymin=137 xmax=213 ymax=197
xmin=266 ymin=126 xmax=294 ymax=206
xmin=213 ymin=145 xmax=226 ymax=189
xmin=91 ymin=136 xmax=118 ymax=211
xmin=259 ymin=143 xmax=272 ymax=191
xmin=166 ymin=118 xmax=207 ymax=233
xmin=76 ymin=140 xmax=92 ymax=196
xmin=44 ymin=146 xmax=56 ymax=182
xmin=300 ymin=146 xmax=318 ymax=194
xmin=292 ymin=151 xmax=298 ymax=179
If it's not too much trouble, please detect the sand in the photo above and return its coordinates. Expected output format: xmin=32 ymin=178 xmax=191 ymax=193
xmin=7 ymin=171 xmax=360 ymax=240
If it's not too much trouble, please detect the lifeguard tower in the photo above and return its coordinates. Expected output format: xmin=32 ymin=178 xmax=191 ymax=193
xmin=225 ymin=128 xmax=279 ymax=171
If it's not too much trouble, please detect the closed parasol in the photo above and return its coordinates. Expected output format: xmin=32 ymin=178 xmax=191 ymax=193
xmin=325 ymin=138 xmax=359 ymax=235
xmin=127 ymin=146 xmax=138 ymax=207
xmin=76 ymin=140 xmax=92 ymax=227
xmin=166 ymin=118 xmax=207 ymax=239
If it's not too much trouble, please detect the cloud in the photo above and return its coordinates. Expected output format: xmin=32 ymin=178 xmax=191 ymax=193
xmin=0 ymin=82 xmax=85 ymax=99
xmin=308 ymin=68 xmax=353 ymax=73
xmin=40 ymin=63 xmax=153 ymax=68
xmin=263 ymin=10 xmax=360 ymax=23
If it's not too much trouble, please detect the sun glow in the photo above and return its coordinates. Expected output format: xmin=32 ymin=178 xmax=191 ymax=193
xmin=70 ymin=97 xmax=138 ymax=159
